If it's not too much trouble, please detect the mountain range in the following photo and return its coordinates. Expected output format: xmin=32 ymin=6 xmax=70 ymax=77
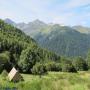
xmin=4 ymin=18 xmax=90 ymax=57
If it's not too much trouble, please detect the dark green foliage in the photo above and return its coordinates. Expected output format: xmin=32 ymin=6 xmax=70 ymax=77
xmin=18 ymin=46 xmax=59 ymax=73
xmin=45 ymin=61 xmax=62 ymax=71
xmin=18 ymin=46 xmax=40 ymax=73
xmin=72 ymin=57 xmax=88 ymax=71
xmin=31 ymin=63 xmax=47 ymax=75
xmin=0 ymin=51 xmax=11 ymax=72
xmin=61 ymin=58 xmax=77 ymax=72
xmin=1 ymin=70 xmax=8 ymax=80
xmin=0 ymin=52 xmax=10 ymax=63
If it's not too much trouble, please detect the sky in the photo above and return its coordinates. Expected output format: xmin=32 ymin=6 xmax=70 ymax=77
xmin=0 ymin=0 xmax=90 ymax=26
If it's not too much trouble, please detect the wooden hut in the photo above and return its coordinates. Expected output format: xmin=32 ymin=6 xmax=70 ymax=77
xmin=8 ymin=67 xmax=23 ymax=82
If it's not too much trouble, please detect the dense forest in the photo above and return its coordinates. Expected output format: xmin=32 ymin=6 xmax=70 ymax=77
xmin=0 ymin=19 xmax=90 ymax=75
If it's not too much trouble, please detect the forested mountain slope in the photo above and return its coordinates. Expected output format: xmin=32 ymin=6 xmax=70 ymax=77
xmin=34 ymin=25 xmax=90 ymax=57
xmin=4 ymin=19 xmax=90 ymax=57
xmin=0 ymin=19 xmax=60 ymax=73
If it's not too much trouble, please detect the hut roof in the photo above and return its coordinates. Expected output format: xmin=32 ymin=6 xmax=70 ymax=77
xmin=8 ymin=67 xmax=19 ymax=81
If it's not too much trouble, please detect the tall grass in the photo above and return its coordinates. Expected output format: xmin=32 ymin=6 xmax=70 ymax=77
xmin=0 ymin=72 xmax=90 ymax=90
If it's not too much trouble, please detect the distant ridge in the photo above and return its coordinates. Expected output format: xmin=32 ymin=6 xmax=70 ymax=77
xmin=4 ymin=18 xmax=90 ymax=57
xmin=4 ymin=18 xmax=16 ymax=25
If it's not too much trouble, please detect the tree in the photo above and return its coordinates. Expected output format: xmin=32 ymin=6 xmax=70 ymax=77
xmin=61 ymin=58 xmax=76 ymax=72
xmin=0 ymin=51 xmax=11 ymax=72
xmin=45 ymin=61 xmax=62 ymax=71
xmin=31 ymin=63 xmax=47 ymax=77
xmin=1 ymin=70 xmax=8 ymax=80
xmin=18 ymin=46 xmax=43 ymax=73
xmin=72 ymin=57 xmax=88 ymax=71
xmin=18 ymin=44 xmax=59 ymax=73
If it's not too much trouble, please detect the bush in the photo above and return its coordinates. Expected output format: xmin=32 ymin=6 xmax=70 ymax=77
xmin=31 ymin=63 xmax=47 ymax=76
xmin=0 ymin=51 xmax=11 ymax=72
xmin=73 ymin=57 xmax=88 ymax=71
xmin=45 ymin=62 xmax=62 ymax=71
xmin=61 ymin=59 xmax=77 ymax=72
xmin=1 ymin=70 xmax=8 ymax=80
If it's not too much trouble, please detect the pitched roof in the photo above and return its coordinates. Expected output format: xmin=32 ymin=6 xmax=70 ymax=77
xmin=8 ymin=67 xmax=18 ymax=81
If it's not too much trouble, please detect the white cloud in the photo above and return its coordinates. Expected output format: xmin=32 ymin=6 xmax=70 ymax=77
xmin=63 ymin=0 xmax=90 ymax=9
xmin=0 ymin=0 xmax=90 ymax=26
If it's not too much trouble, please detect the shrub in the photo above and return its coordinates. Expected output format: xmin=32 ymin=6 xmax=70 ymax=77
xmin=1 ymin=70 xmax=8 ymax=80
xmin=61 ymin=59 xmax=77 ymax=72
xmin=31 ymin=63 xmax=47 ymax=76
xmin=45 ymin=62 xmax=62 ymax=71
xmin=73 ymin=57 xmax=88 ymax=71
xmin=0 ymin=51 xmax=11 ymax=72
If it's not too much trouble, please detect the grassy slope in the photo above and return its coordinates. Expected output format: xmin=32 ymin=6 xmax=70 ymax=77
xmin=0 ymin=72 xmax=90 ymax=90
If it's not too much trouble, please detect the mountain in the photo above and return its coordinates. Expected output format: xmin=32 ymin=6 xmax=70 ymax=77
xmin=16 ymin=19 xmax=47 ymax=37
xmin=4 ymin=18 xmax=90 ymax=57
xmin=4 ymin=19 xmax=47 ymax=37
xmin=4 ymin=18 xmax=16 ymax=26
xmin=34 ymin=25 xmax=90 ymax=57
xmin=73 ymin=26 xmax=90 ymax=34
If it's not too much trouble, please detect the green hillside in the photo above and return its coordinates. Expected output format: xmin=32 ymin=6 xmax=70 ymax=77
xmin=9 ymin=19 xmax=90 ymax=57
xmin=1 ymin=19 xmax=89 ymax=74
xmin=0 ymin=19 xmax=60 ymax=73
xmin=34 ymin=25 xmax=90 ymax=57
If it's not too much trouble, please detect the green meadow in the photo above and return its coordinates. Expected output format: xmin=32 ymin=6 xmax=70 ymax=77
xmin=0 ymin=71 xmax=90 ymax=90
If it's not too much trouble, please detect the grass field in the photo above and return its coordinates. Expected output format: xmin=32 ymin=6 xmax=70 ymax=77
xmin=0 ymin=71 xmax=90 ymax=90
